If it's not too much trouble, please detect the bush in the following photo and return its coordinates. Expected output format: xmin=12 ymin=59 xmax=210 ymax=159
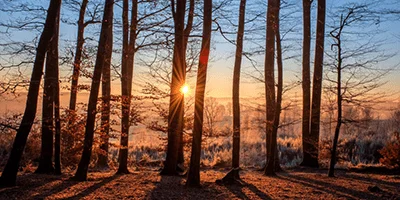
xmin=379 ymin=132 xmax=400 ymax=168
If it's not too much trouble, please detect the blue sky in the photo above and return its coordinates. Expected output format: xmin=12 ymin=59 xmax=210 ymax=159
xmin=0 ymin=0 xmax=399 ymax=101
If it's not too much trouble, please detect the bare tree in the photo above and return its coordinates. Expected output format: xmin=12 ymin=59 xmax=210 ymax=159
xmin=327 ymin=3 xmax=391 ymax=177
xmin=186 ymin=0 xmax=212 ymax=186
xmin=74 ymin=0 xmax=114 ymax=181
xmin=161 ymin=0 xmax=187 ymax=176
xmin=36 ymin=5 xmax=61 ymax=174
xmin=300 ymin=0 xmax=314 ymax=167
xmin=264 ymin=0 xmax=278 ymax=176
xmin=0 ymin=0 xmax=62 ymax=187
xmin=220 ymin=0 xmax=246 ymax=184
xmin=309 ymin=0 xmax=326 ymax=168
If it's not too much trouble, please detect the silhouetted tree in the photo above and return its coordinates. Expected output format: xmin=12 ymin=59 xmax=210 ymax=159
xmin=117 ymin=0 xmax=137 ymax=174
xmin=264 ymin=0 xmax=278 ymax=176
xmin=36 ymin=5 xmax=61 ymax=174
xmin=74 ymin=0 xmax=114 ymax=181
xmin=309 ymin=0 xmax=326 ymax=168
xmin=161 ymin=0 xmax=187 ymax=176
xmin=220 ymin=0 xmax=246 ymax=184
xmin=300 ymin=0 xmax=314 ymax=167
xmin=186 ymin=0 xmax=212 ymax=187
xmin=0 ymin=0 xmax=62 ymax=187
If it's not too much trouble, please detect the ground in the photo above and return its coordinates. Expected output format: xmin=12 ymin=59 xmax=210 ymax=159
xmin=0 ymin=168 xmax=399 ymax=199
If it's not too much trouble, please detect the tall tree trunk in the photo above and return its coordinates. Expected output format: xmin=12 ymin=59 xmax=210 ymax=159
xmin=69 ymin=0 xmax=88 ymax=112
xmin=97 ymin=30 xmax=112 ymax=168
xmin=273 ymin=2 xmax=283 ymax=172
xmin=36 ymin=36 xmax=58 ymax=174
xmin=0 ymin=0 xmax=62 ymax=187
xmin=54 ymin=53 xmax=62 ymax=175
xmin=74 ymin=0 xmax=114 ymax=181
xmin=118 ymin=0 xmax=137 ymax=174
xmin=264 ymin=0 xmax=278 ymax=176
xmin=161 ymin=0 xmax=187 ymax=176
xmin=36 ymin=6 xmax=61 ymax=175
xmin=177 ymin=0 xmax=195 ymax=167
xmin=186 ymin=0 xmax=212 ymax=187
xmin=300 ymin=0 xmax=314 ymax=167
xmin=309 ymin=0 xmax=326 ymax=168
xmin=220 ymin=0 xmax=246 ymax=184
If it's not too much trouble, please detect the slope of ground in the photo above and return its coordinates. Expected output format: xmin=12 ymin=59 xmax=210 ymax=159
xmin=0 ymin=168 xmax=399 ymax=199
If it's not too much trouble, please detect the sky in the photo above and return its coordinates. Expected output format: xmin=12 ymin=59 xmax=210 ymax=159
xmin=0 ymin=0 xmax=399 ymax=103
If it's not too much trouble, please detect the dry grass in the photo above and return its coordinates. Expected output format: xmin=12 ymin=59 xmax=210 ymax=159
xmin=0 ymin=168 xmax=399 ymax=199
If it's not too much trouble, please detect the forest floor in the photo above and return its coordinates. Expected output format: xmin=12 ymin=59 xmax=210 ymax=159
xmin=0 ymin=167 xmax=399 ymax=199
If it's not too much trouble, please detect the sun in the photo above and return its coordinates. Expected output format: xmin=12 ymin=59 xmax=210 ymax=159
xmin=180 ymin=84 xmax=190 ymax=95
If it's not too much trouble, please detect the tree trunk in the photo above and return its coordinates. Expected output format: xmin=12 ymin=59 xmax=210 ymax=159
xmin=186 ymin=0 xmax=212 ymax=187
xmin=74 ymin=0 xmax=114 ymax=181
xmin=69 ymin=0 xmax=88 ymax=112
xmin=97 ymin=27 xmax=112 ymax=168
xmin=220 ymin=0 xmax=246 ymax=184
xmin=273 ymin=5 xmax=283 ymax=172
xmin=54 ymin=52 xmax=62 ymax=175
xmin=161 ymin=0 xmax=186 ymax=176
xmin=54 ymin=9 xmax=62 ymax=173
xmin=300 ymin=0 xmax=314 ymax=167
xmin=309 ymin=0 xmax=326 ymax=168
xmin=36 ymin=33 xmax=58 ymax=174
xmin=177 ymin=0 xmax=195 ymax=167
xmin=328 ymin=16 xmax=343 ymax=177
xmin=118 ymin=0 xmax=137 ymax=174
xmin=0 ymin=0 xmax=62 ymax=187
xmin=264 ymin=0 xmax=278 ymax=176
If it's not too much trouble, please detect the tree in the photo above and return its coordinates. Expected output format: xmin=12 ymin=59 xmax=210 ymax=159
xmin=178 ymin=0 xmax=195 ymax=167
xmin=35 ymin=5 xmax=61 ymax=174
xmin=300 ymin=0 xmax=314 ymax=167
xmin=69 ymin=0 xmax=89 ymax=113
xmin=118 ymin=0 xmax=138 ymax=174
xmin=186 ymin=0 xmax=212 ymax=187
xmin=0 ymin=0 xmax=62 ymax=187
xmin=220 ymin=0 xmax=246 ymax=184
xmin=161 ymin=0 xmax=187 ymax=176
xmin=273 ymin=0 xmax=283 ymax=172
xmin=264 ymin=0 xmax=278 ymax=176
xmin=308 ymin=0 xmax=326 ymax=168
xmin=97 ymin=6 xmax=113 ymax=168
xmin=327 ymin=3 xmax=391 ymax=177
xmin=74 ymin=0 xmax=114 ymax=181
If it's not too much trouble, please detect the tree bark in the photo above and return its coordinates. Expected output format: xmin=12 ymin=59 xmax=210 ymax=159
xmin=162 ymin=0 xmax=187 ymax=176
xmin=220 ymin=0 xmax=246 ymax=184
xmin=118 ymin=0 xmax=137 ymax=174
xmin=300 ymin=0 xmax=314 ymax=167
xmin=264 ymin=0 xmax=278 ymax=176
xmin=273 ymin=3 xmax=283 ymax=172
xmin=177 ymin=0 xmax=195 ymax=167
xmin=0 ymin=0 xmax=62 ymax=187
xmin=97 ymin=22 xmax=112 ymax=168
xmin=74 ymin=0 xmax=114 ymax=181
xmin=309 ymin=0 xmax=326 ymax=168
xmin=36 ymin=29 xmax=59 ymax=174
xmin=69 ymin=0 xmax=88 ymax=112
xmin=186 ymin=0 xmax=212 ymax=187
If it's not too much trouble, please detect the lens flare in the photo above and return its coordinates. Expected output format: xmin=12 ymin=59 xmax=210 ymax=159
xmin=180 ymin=84 xmax=190 ymax=95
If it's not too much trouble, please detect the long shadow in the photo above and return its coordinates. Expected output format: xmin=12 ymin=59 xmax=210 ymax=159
xmin=146 ymin=174 xmax=232 ymax=199
xmin=279 ymin=173 xmax=382 ymax=199
xmin=64 ymin=174 xmax=120 ymax=199
xmin=0 ymin=173 xmax=71 ymax=198
xmin=30 ymin=176 xmax=82 ymax=199
xmin=343 ymin=172 xmax=400 ymax=188
xmin=223 ymin=180 xmax=272 ymax=200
